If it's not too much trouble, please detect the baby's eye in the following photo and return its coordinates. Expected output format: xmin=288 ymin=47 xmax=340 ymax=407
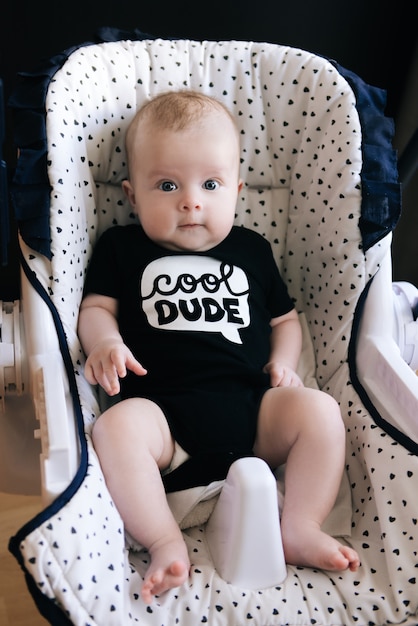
xmin=203 ymin=179 xmax=219 ymax=191
xmin=159 ymin=181 xmax=177 ymax=192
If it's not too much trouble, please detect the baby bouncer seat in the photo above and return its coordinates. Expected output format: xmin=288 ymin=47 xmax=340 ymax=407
xmin=3 ymin=27 xmax=418 ymax=625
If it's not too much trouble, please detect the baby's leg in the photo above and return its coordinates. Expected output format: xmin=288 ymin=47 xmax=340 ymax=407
xmin=92 ymin=398 xmax=190 ymax=603
xmin=254 ymin=387 xmax=360 ymax=572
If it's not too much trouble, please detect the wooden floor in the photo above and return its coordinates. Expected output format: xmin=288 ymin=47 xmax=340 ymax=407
xmin=0 ymin=492 xmax=48 ymax=625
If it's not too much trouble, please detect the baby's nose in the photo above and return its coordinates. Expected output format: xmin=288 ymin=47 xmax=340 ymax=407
xmin=180 ymin=191 xmax=202 ymax=210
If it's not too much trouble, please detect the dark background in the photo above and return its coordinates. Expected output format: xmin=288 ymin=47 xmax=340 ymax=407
xmin=1 ymin=0 xmax=417 ymax=299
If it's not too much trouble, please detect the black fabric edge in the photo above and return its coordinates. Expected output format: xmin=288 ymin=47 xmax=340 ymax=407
xmin=9 ymin=44 xmax=93 ymax=260
xmin=329 ymin=60 xmax=402 ymax=251
xmin=23 ymin=572 xmax=75 ymax=626
xmin=8 ymin=251 xmax=90 ymax=623
xmin=348 ymin=276 xmax=418 ymax=454
xmin=8 ymin=27 xmax=154 ymax=259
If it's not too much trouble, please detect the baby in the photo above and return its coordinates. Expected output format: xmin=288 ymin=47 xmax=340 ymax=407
xmin=78 ymin=90 xmax=359 ymax=604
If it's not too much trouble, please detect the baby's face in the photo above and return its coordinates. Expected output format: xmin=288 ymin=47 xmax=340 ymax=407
xmin=123 ymin=113 xmax=242 ymax=252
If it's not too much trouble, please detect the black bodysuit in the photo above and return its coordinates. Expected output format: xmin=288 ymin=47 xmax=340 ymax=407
xmin=83 ymin=224 xmax=294 ymax=487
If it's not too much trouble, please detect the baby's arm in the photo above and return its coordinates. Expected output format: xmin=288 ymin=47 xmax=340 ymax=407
xmin=264 ymin=308 xmax=304 ymax=388
xmin=78 ymin=294 xmax=147 ymax=396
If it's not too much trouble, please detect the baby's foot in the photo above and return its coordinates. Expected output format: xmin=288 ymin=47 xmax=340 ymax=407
xmin=281 ymin=520 xmax=360 ymax=572
xmin=142 ymin=537 xmax=190 ymax=604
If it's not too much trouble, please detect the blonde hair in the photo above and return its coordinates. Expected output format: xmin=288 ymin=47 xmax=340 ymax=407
xmin=125 ymin=90 xmax=238 ymax=168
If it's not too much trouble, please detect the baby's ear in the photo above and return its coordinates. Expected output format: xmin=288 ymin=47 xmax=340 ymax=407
xmin=238 ymin=179 xmax=244 ymax=193
xmin=122 ymin=179 xmax=136 ymax=207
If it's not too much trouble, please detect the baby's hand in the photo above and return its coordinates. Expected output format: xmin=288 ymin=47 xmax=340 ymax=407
xmin=84 ymin=339 xmax=147 ymax=396
xmin=264 ymin=362 xmax=304 ymax=388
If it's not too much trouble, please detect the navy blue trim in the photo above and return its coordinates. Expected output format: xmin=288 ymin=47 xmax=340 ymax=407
xmin=348 ymin=277 xmax=418 ymax=454
xmin=8 ymin=251 xmax=90 ymax=621
xmin=23 ymin=571 xmax=75 ymax=626
xmin=96 ymin=25 xmax=157 ymax=43
xmin=9 ymin=44 xmax=93 ymax=259
xmin=8 ymin=28 xmax=153 ymax=259
xmin=330 ymin=60 xmax=401 ymax=251
xmin=8 ymin=29 xmax=401 ymax=258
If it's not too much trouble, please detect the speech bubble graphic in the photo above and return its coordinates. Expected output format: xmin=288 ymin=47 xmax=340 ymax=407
xmin=140 ymin=256 xmax=250 ymax=343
